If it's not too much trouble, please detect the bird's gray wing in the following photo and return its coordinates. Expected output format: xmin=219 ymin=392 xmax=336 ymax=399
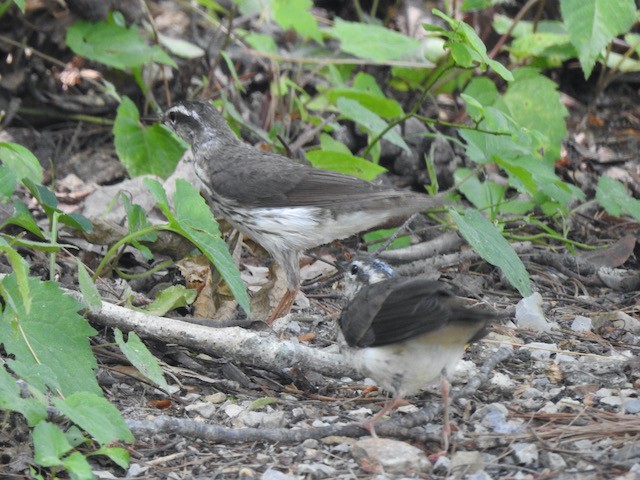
xmin=340 ymin=277 xmax=450 ymax=348
xmin=340 ymin=277 xmax=491 ymax=348
xmin=210 ymin=150 xmax=431 ymax=209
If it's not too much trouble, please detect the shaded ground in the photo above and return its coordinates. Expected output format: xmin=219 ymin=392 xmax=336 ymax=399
xmin=2 ymin=1 xmax=640 ymax=479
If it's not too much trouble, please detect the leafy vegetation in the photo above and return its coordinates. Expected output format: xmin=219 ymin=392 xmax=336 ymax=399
xmin=2 ymin=0 xmax=640 ymax=477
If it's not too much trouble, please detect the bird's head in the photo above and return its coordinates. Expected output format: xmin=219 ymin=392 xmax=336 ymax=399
xmin=162 ymin=101 xmax=234 ymax=152
xmin=343 ymin=258 xmax=394 ymax=299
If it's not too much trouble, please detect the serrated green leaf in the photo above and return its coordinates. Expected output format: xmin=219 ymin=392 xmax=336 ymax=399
xmin=114 ymin=329 xmax=169 ymax=390
xmin=0 ymin=275 xmax=100 ymax=396
xmin=331 ymin=19 xmax=424 ymax=62
xmin=336 ymin=97 xmax=409 ymax=153
xmin=144 ymin=177 xmax=170 ymax=212
xmin=560 ymin=0 xmax=636 ymax=79
xmin=114 ymin=97 xmax=186 ymax=178
xmin=32 ymin=422 xmax=72 ymax=467
xmin=596 ymin=175 xmax=640 ymax=221
xmin=66 ymin=20 xmax=176 ymax=70
xmin=306 ymin=150 xmax=386 ymax=181
xmin=77 ymin=260 xmax=102 ymax=312
xmin=273 ymin=0 xmax=322 ymax=43
xmin=0 ymin=366 xmax=47 ymax=426
xmin=0 ymin=142 xmax=43 ymax=184
xmin=53 ymin=391 xmax=134 ymax=445
xmin=451 ymin=208 xmax=531 ymax=296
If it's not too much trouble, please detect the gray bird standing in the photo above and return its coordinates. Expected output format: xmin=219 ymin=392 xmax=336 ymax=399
xmin=340 ymin=259 xmax=493 ymax=446
xmin=163 ymin=100 xmax=444 ymax=322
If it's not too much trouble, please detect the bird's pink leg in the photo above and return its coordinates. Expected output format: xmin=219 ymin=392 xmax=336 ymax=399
xmin=360 ymin=394 xmax=404 ymax=437
xmin=441 ymin=375 xmax=451 ymax=451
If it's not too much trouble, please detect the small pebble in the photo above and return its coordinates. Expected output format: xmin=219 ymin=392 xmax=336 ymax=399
xmin=571 ymin=315 xmax=593 ymax=333
xmin=624 ymin=398 xmax=640 ymax=414
xmin=512 ymin=443 xmax=539 ymax=466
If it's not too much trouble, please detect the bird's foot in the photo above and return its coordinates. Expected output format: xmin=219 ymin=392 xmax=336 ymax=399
xmin=359 ymin=420 xmax=379 ymax=438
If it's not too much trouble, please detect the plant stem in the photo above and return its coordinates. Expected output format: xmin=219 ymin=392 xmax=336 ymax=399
xmin=92 ymin=225 xmax=166 ymax=280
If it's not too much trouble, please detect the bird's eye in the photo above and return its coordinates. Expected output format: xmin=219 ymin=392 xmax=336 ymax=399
xmin=350 ymin=264 xmax=359 ymax=275
xmin=167 ymin=111 xmax=177 ymax=123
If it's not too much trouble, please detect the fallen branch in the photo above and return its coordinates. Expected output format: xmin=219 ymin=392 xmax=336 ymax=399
xmin=67 ymin=291 xmax=358 ymax=379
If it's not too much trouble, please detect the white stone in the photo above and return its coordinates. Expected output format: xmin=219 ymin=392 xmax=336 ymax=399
xmin=512 ymin=443 xmax=539 ymax=466
xmin=571 ymin=315 xmax=593 ymax=332
xmin=515 ymin=292 xmax=555 ymax=332
xmin=352 ymin=438 xmax=431 ymax=474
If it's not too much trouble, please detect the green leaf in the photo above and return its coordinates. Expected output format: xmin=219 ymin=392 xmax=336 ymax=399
xmin=1 ymin=199 xmax=46 ymax=239
xmin=362 ymin=228 xmax=411 ymax=251
xmin=12 ymin=0 xmax=25 ymax=12
xmin=61 ymin=451 xmax=94 ymax=480
xmin=66 ymin=20 xmax=176 ymax=70
xmin=0 ymin=366 xmax=47 ymax=426
xmin=324 ymin=89 xmax=403 ymax=119
xmin=248 ymin=397 xmax=279 ymax=410
xmin=59 ymin=212 xmax=93 ymax=233
xmin=157 ymin=33 xmax=205 ymax=59
xmin=0 ymin=142 xmax=43 ymax=184
xmin=77 ymin=260 xmax=102 ymax=312
xmin=23 ymin=179 xmax=58 ymax=212
xmin=143 ymin=285 xmax=196 ymax=317
xmin=501 ymin=68 xmax=568 ymax=163
xmin=454 ymin=167 xmax=505 ymax=211
xmin=114 ymin=97 xmax=186 ymax=178
xmin=244 ymin=33 xmax=279 ymax=54
xmin=0 ymin=237 xmax=31 ymax=314
xmin=336 ymin=97 xmax=409 ymax=153
xmin=90 ymin=447 xmax=130 ymax=469
xmin=53 ymin=391 xmax=134 ymax=445
xmin=0 ymin=275 xmax=101 ymax=396
xmin=306 ymin=150 xmax=386 ymax=181
xmin=0 ymin=164 xmax=17 ymax=200
xmin=560 ymin=0 xmax=636 ymax=79
xmin=32 ymin=422 xmax=73 ymax=467
xmin=114 ymin=329 xmax=169 ymax=390
xmin=596 ymin=176 xmax=640 ymax=221
xmin=432 ymin=9 xmax=514 ymax=81
xmin=144 ymin=178 xmax=171 ymax=214
xmin=331 ymin=19 xmax=424 ymax=62
xmin=451 ymin=208 xmax=532 ymax=296
xmin=172 ymin=180 xmax=251 ymax=314
xmin=273 ymin=0 xmax=322 ymax=43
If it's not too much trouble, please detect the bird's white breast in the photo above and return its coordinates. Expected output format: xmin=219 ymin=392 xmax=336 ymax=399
xmin=351 ymin=335 xmax=467 ymax=397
